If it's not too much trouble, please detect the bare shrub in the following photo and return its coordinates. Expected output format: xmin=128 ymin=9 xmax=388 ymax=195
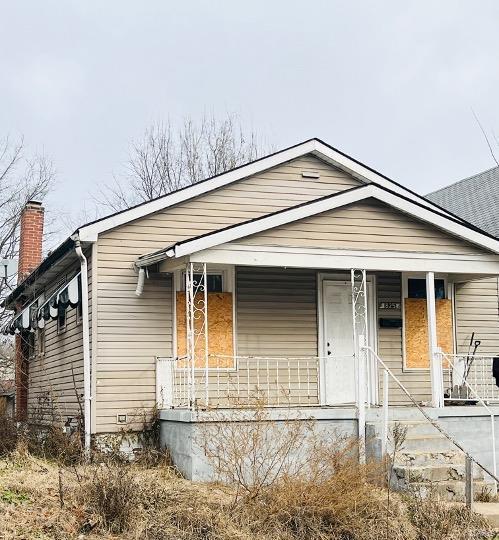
xmin=407 ymin=492 xmax=490 ymax=540
xmin=81 ymin=461 xmax=139 ymax=533
xmin=26 ymin=424 xmax=83 ymax=465
xmin=92 ymin=407 xmax=173 ymax=469
xmin=199 ymin=403 xmax=314 ymax=500
xmin=254 ymin=439 xmax=415 ymax=540
xmin=0 ymin=414 xmax=18 ymax=456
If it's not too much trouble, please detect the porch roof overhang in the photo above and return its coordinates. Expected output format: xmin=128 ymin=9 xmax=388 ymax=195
xmin=136 ymin=184 xmax=499 ymax=277
xmin=182 ymin=245 xmax=499 ymax=279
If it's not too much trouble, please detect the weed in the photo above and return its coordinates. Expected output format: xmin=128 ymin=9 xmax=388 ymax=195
xmin=1 ymin=487 xmax=30 ymax=505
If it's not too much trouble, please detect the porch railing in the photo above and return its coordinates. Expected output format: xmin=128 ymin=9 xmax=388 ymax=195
xmin=362 ymin=345 xmax=499 ymax=494
xmin=157 ymin=355 xmax=323 ymax=409
xmin=442 ymin=353 xmax=499 ymax=403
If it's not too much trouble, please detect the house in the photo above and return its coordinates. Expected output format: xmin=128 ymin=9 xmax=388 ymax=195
xmin=5 ymin=139 xmax=499 ymax=487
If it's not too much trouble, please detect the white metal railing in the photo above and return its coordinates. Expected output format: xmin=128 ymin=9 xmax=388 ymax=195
xmin=362 ymin=344 xmax=499 ymax=492
xmin=443 ymin=353 xmax=499 ymax=403
xmin=157 ymin=354 xmax=324 ymax=409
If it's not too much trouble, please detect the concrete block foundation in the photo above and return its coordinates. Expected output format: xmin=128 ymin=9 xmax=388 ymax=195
xmin=159 ymin=407 xmax=358 ymax=481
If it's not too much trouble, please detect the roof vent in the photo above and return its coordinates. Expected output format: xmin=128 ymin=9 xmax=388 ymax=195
xmin=301 ymin=170 xmax=320 ymax=179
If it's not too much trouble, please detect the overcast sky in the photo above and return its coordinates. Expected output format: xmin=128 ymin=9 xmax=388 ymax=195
xmin=2 ymin=1 xmax=499 ymax=237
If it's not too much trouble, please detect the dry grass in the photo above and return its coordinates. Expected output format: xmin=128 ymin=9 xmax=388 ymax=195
xmin=0 ymin=443 xmax=495 ymax=540
xmin=407 ymin=493 xmax=491 ymax=540
xmin=0 ymin=408 xmax=494 ymax=539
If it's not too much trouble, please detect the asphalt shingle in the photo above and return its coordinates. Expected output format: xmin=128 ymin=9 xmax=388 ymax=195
xmin=426 ymin=166 xmax=499 ymax=237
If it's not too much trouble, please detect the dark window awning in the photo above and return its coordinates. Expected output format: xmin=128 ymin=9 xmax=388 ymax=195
xmin=3 ymin=272 xmax=81 ymax=334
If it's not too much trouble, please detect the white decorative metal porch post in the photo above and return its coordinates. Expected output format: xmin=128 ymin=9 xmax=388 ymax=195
xmin=426 ymin=271 xmax=444 ymax=408
xmin=185 ymin=262 xmax=209 ymax=409
xmin=351 ymin=269 xmax=369 ymax=463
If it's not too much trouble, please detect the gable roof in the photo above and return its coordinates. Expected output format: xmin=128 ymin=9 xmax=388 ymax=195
xmin=7 ymin=137 xmax=476 ymax=307
xmin=136 ymin=184 xmax=499 ymax=266
xmin=426 ymin=166 xmax=499 ymax=237
xmin=77 ymin=138 xmax=462 ymax=241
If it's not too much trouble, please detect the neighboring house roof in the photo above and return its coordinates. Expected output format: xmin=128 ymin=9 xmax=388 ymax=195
xmin=6 ymin=138 xmax=491 ymax=307
xmin=137 ymin=184 xmax=499 ymax=266
xmin=426 ymin=166 xmax=499 ymax=237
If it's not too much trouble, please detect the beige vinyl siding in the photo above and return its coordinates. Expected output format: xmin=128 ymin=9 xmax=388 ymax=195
xmin=236 ymin=267 xmax=318 ymax=357
xmin=376 ymin=273 xmax=431 ymax=405
xmin=236 ymin=267 xmax=318 ymax=404
xmin=28 ymin=253 xmax=91 ymax=424
xmin=455 ymin=277 xmax=499 ymax=355
xmin=237 ymin=199 xmax=484 ymax=255
xmin=96 ymin=273 xmax=172 ymax=431
xmin=95 ymin=155 xmax=361 ymax=430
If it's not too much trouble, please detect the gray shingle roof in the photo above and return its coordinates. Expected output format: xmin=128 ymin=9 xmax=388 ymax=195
xmin=426 ymin=166 xmax=499 ymax=237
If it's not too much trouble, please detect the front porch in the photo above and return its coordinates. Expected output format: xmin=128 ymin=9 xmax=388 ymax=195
xmin=154 ymin=262 xmax=499 ymax=412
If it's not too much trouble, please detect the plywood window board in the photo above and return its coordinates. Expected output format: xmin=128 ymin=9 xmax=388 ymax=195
xmin=404 ymin=298 xmax=453 ymax=369
xmin=176 ymin=292 xmax=234 ymax=368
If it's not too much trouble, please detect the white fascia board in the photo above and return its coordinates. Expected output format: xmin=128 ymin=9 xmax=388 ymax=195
xmin=78 ymin=139 xmax=454 ymax=241
xmin=308 ymin=140 xmax=454 ymax=218
xmin=170 ymin=185 xmax=499 ymax=258
xmin=375 ymin=188 xmax=499 ymax=253
xmin=190 ymin=245 xmax=499 ymax=275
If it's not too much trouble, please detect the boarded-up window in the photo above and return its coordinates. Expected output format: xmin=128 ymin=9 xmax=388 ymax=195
xmin=176 ymin=292 xmax=234 ymax=368
xmin=404 ymin=298 xmax=453 ymax=368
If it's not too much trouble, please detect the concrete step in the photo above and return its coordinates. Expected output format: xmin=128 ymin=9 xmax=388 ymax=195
xmin=397 ymin=421 xmax=444 ymax=438
xmin=472 ymin=502 xmax=499 ymax=528
xmin=396 ymin=450 xmax=465 ymax=467
xmin=402 ymin=433 xmax=456 ymax=452
xmin=410 ymin=480 xmax=489 ymax=502
xmin=393 ymin=464 xmax=484 ymax=483
xmin=368 ymin=420 xmax=443 ymax=439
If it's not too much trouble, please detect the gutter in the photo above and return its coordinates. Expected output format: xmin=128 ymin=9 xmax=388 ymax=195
xmin=73 ymin=235 xmax=91 ymax=454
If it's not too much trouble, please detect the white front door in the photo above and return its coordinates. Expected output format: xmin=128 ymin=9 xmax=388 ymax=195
xmin=323 ymin=280 xmax=356 ymax=405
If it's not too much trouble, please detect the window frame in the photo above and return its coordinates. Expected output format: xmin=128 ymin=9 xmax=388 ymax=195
xmin=57 ymin=305 xmax=67 ymax=335
xmin=173 ymin=265 xmax=236 ymax=371
xmin=27 ymin=331 xmax=36 ymax=360
xmin=401 ymin=273 xmax=454 ymax=372
xmin=76 ymin=300 xmax=83 ymax=325
xmin=179 ymin=270 xmax=226 ymax=293
xmin=37 ymin=327 xmax=45 ymax=356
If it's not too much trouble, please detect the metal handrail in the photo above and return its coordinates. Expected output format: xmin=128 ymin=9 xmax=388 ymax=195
xmin=362 ymin=345 xmax=499 ymax=489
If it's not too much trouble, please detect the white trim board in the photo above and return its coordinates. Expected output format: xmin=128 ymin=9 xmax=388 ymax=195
xmin=146 ymin=184 xmax=499 ymax=263
xmin=190 ymin=245 xmax=499 ymax=275
xmin=78 ymin=139 xmax=459 ymax=242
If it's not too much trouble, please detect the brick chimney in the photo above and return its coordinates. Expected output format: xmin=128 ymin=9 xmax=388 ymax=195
xmin=16 ymin=200 xmax=44 ymax=420
xmin=18 ymin=200 xmax=44 ymax=283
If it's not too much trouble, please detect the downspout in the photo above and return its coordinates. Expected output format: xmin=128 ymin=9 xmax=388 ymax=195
xmin=74 ymin=237 xmax=91 ymax=453
xmin=135 ymin=267 xmax=146 ymax=296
